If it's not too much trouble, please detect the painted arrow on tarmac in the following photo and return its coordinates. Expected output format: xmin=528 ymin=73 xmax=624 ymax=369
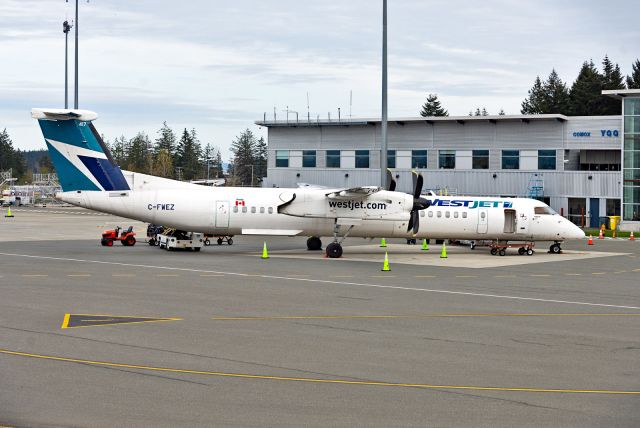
xmin=61 ymin=314 xmax=182 ymax=329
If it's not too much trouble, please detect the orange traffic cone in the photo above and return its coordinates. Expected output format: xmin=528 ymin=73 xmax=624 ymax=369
xmin=630 ymin=231 xmax=635 ymax=241
xmin=588 ymin=234 xmax=593 ymax=245
xmin=598 ymin=229 xmax=604 ymax=239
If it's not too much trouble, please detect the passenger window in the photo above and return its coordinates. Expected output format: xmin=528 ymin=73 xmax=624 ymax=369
xmin=437 ymin=211 xmax=442 ymax=218
xmin=462 ymin=212 xmax=467 ymax=218
xmin=428 ymin=211 xmax=433 ymax=218
xmin=260 ymin=207 xmax=265 ymax=214
xmin=454 ymin=212 xmax=459 ymax=218
xmin=251 ymin=207 xmax=256 ymax=213
xmin=242 ymin=206 xmax=247 ymax=213
xmin=420 ymin=211 xmax=425 ymax=217
xmin=445 ymin=211 xmax=450 ymax=218
xmin=233 ymin=206 xmax=238 ymax=213
xmin=268 ymin=207 xmax=273 ymax=214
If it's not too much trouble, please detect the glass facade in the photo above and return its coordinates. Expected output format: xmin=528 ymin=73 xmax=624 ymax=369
xmin=502 ymin=150 xmax=520 ymax=169
xmin=326 ymin=150 xmax=340 ymax=168
xmin=387 ymin=150 xmax=396 ymax=168
xmin=624 ymin=98 xmax=640 ymax=221
xmin=438 ymin=150 xmax=455 ymax=169
xmin=302 ymin=150 xmax=316 ymax=167
xmin=472 ymin=150 xmax=489 ymax=169
xmin=538 ymin=150 xmax=556 ymax=170
xmin=355 ymin=150 xmax=370 ymax=168
xmin=275 ymin=150 xmax=289 ymax=167
xmin=412 ymin=150 xmax=428 ymax=168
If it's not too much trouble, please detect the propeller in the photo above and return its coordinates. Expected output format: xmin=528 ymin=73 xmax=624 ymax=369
xmin=406 ymin=171 xmax=430 ymax=234
xmin=386 ymin=168 xmax=396 ymax=192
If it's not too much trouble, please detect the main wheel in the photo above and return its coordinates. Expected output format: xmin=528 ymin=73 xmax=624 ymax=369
xmin=307 ymin=237 xmax=322 ymax=251
xmin=217 ymin=238 xmax=223 ymax=245
xmin=518 ymin=247 xmax=525 ymax=255
xmin=227 ymin=238 xmax=233 ymax=245
xmin=490 ymin=248 xmax=498 ymax=256
xmin=499 ymin=249 xmax=506 ymax=256
xmin=326 ymin=242 xmax=343 ymax=259
xmin=527 ymin=248 xmax=534 ymax=256
xmin=550 ymin=244 xmax=561 ymax=254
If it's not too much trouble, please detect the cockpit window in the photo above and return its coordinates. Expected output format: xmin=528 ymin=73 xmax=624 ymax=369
xmin=534 ymin=206 xmax=557 ymax=215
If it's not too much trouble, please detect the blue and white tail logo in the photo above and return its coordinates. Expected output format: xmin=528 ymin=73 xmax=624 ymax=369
xmin=32 ymin=109 xmax=130 ymax=192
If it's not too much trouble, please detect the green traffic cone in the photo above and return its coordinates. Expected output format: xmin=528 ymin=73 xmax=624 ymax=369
xmin=5 ymin=207 xmax=14 ymax=218
xmin=261 ymin=242 xmax=269 ymax=259
xmin=381 ymin=252 xmax=391 ymax=271
xmin=440 ymin=242 xmax=447 ymax=259
xmin=421 ymin=239 xmax=429 ymax=251
xmin=380 ymin=237 xmax=387 ymax=248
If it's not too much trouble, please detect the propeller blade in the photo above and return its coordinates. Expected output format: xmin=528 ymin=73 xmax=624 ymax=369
xmin=412 ymin=171 xmax=418 ymax=196
xmin=407 ymin=210 xmax=415 ymax=232
xmin=413 ymin=173 xmax=424 ymax=200
xmin=386 ymin=169 xmax=396 ymax=192
xmin=412 ymin=210 xmax=420 ymax=234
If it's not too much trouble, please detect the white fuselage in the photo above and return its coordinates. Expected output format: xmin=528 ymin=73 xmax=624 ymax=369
xmin=58 ymin=171 xmax=585 ymax=243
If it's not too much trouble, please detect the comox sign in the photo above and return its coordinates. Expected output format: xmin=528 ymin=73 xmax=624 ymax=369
xmin=572 ymin=130 xmax=620 ymax=138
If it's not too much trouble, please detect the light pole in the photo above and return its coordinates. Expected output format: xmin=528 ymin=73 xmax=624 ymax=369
xmin=63 ymin=20 xmax=73 ymax=108
xmin=66 ymin=0 xmax=86 ymax=109
xmin=380 ymin=0 xmax=388 ymax=189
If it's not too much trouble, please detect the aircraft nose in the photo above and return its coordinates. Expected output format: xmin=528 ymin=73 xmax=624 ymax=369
xmin=568 ymin=221 xmax=585 ymax=239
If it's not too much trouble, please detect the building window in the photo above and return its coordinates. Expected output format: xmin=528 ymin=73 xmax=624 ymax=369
xmin=275 ymin=150 xmax=289 ymax=167
xmin=387 ymin=150 xmax=396 ymax=168
xmin=472 ymin=150 xmax=489 ymax=169
xmin=302 ymin=150 xmax=316 ymax=168
xmin=624 ymin=98 xmax=640 ymax=221
xmin=355 ymin=150 xmax=370 ymax=168
xmin=326 ymin=150 xmax=340 ymax=168
xmin=502 ymin=150 xmax=520 ymax=169
xmin=412 ymin=150 xmax=428 ymax=168
xmin=439 ymin=150 xmax=455 ymax=169
xmin=538 ymin=150 xmax=556 ymax=170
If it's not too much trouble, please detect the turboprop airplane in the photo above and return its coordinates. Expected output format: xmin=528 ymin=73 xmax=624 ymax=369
xmin=32 ymin=108 xmax=585 ymax=258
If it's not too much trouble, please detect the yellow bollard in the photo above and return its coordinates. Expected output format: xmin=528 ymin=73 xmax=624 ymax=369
xmin=380 ymin=238 xmax=387 ymax=248
xmin=421 ymin=239 xmax=429 ymax=251
xmin=381 ymin=252 xmax=391 ymax=271
xmin=440 ymin=242 xmax=448 ymax=259
xmin=261 ymin=242 xmax=269 ymax=259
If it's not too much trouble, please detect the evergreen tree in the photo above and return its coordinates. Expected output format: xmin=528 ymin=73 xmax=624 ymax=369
xmin=481 ymin=107 xmax=489 ymax=116
xmin=175 ymin=128 xmax=202 ymax=181
xmin=419 ymin=94 xmax=449 ymax=117
xmin=201 ymin=142 xmax=223 ymax=179
xmin=0 ymin=129 xmax=26 ymax=180
xmin=498 ymin=109 xmax=506 ymax=116
xmin=155 ymin=122 xmax=177 ymax=158
xmin=153 ymin=149 xmax=174 ymax=178
xmin=627 ymin=59 xmax=640 ymax=89
xmin=474 ymin=108 xmax=481 ymax=116
xmin=254 ymin=137 xmax=268 ymax=183
xmin=111 ymin=135 xmax=128 ymax=167
xmin=521 ymin=76 xmax=547 ymax=114
xmin=230 ymin=129 xmax=257 ymax=186
xmin=126 ymin=133 xmax=152 ymax=173
xmin=569 ymin=60 xmax=605 ymax=116
xmin=543 ymin=69 xmax=571 ymax=114
xmin=601 ymin=55 xmax=625 ymax=114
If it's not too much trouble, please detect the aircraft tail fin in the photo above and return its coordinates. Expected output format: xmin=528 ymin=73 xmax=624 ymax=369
xmin=31 ymin=109 xmax=130 ymax=192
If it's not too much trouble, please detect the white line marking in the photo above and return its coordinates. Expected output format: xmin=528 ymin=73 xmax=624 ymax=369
xmin=1 ymin=252 xmax=639 ymax=310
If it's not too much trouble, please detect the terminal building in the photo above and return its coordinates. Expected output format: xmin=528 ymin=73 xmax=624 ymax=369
xmin=256 ymin=90 xmax=640 ymax=231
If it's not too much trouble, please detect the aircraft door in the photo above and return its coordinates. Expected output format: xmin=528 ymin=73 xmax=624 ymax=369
xmin=215 ymin=201 xmax=230 ymax=229
xmin=517 ymin=210 xmax=530 ymax=235
xmin=477 ymin=209 xmax=488 ymax=234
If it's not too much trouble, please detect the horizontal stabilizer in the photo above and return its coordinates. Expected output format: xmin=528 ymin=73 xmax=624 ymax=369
xmin=31 ymin=108 xmax=98 ymax=122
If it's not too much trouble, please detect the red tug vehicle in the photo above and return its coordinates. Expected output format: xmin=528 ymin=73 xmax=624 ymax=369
xmin=101 ymin=226 xmax=136 ymax=247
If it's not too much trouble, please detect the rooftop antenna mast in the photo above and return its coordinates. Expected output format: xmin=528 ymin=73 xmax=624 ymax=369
xmin=380 ymin=0 xmax=388 ymax=189
xmin=63 ymin=19 xmax=73 ymax=108
xmin=349 ymin=90 xmax=353 ymax=118
xmin=66 ymin=0 xmax=89 ymax=109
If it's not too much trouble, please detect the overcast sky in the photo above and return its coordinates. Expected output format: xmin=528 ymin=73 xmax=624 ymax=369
xmin=2 ymin=0 xmax=639 ymax=158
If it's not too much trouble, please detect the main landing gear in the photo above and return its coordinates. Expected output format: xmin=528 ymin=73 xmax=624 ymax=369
xmin=307 ymin=236 xmax=322 ymax=251
xmin=324 ymin=222 xmax=355 ymax=259
xmin=549 ymin=242 xmax=562 ymax=254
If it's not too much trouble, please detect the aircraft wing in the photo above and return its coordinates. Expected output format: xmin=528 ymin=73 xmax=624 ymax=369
xmin=325 ymin=186 xmax=381 ymax=200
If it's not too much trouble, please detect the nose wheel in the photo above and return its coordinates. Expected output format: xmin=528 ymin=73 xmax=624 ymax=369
xmin=326 ymin=242 xmax=343 ymax=258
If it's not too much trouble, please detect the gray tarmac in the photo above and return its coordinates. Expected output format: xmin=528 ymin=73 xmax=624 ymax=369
xmin=1 ymin=208 xmax=639 ymax=427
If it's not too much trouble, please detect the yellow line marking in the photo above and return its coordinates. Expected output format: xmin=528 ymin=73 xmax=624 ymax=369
xmin=591 ymin=272 xmax=606 ymax=275
xmin=21 ymin=274 xmax=48 ymax=277
xmin=61 ymin=313 xmax=70 ymax=329
xmin=614 ymin=271 xmax=627 ymax=274
xmin=211 ymin=313 xmax=640 ymax=321
xmin=0 ymin=348 xmax=637 ymax=395
xmin=633 ymin=269 xmax=640 ymax=272
xmin=565 ymin=273 xmax=582 ymax=276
